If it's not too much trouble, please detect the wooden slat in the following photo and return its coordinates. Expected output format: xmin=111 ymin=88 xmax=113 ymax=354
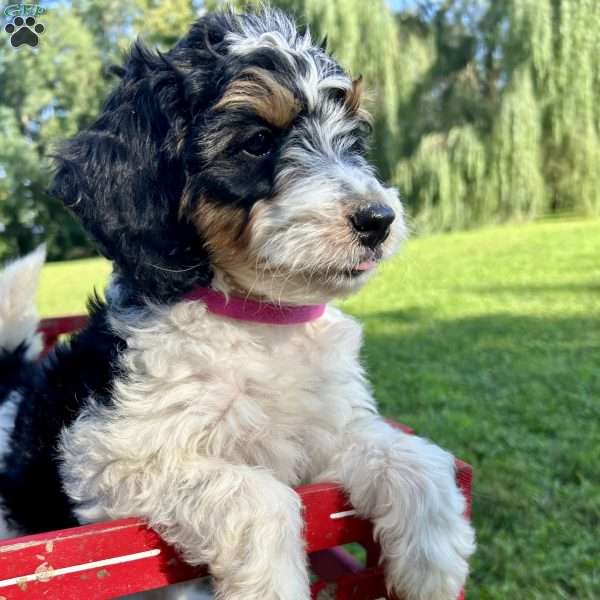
xmin=0 ymin=519 xmax=202 ymax=599
xmin=39 ymin=316 xmax=88 ymax=340
xmin=39 ymin=316 xmax=89 ymax=356
xmin=0 ymin=483 xmax=372 ymax=599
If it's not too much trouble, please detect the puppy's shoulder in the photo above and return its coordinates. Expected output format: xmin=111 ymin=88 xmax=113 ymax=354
xmin=312 ymin=304 xmax=365 ymax=356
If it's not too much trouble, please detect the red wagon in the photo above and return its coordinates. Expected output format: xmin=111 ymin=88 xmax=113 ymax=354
xmin=0 ymin=316 xmax=472 ymax=599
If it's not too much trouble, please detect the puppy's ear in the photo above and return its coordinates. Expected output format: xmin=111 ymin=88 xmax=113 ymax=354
xmin=49 ymin=13 xmax=236 ymax=301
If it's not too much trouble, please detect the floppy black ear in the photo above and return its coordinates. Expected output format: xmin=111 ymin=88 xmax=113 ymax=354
xmin=50 ymin=14 xmax=237 ymax=302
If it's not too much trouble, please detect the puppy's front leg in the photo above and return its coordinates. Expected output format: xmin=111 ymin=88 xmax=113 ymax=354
xmin=319 ymin=416 xmax=475 ymax=600
xmin=78 ymin=459 xmax=309 ymax=600
xmin=162 ymin=462 xmax=310 ymax=600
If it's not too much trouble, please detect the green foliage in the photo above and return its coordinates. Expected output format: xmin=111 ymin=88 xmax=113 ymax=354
xmin=134 ymin=0 xmax=202 ymax=47
xmin=0 ymin=7 xmax=105 ymax=259
xmin=392 ymin=0 xmax=600 ymax=231
xmin=486 ymin=68 xmax=546 ymax=221
xmin=395 ymin=125 xmax=486 ymax=231
xmin=544 ymin=0 xmax=600 ymax=214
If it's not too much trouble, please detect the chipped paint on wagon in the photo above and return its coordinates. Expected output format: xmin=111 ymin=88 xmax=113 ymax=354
xmin=0 ymin=549 xmax=160 ymax=589
xmin=0 ymin=521 xmax=140 ymax=554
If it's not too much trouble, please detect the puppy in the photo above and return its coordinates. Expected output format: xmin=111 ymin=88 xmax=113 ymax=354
xmin=0 ymin=8 xmax=474 ymax=600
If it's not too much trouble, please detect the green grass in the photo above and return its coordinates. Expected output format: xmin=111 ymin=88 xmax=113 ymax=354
xmin=36 ymin=217 xmax=600 ymax=599
xmin=38 ymin=256 xmax=111 ymax=316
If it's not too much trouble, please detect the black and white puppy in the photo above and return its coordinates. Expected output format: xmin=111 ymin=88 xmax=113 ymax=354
xmin=0 ymin=8 xmax=474 ymax=600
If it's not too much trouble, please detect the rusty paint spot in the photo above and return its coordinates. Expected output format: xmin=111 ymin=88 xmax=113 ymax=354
xmin=45 ymin=540 xmax=54 ymax=553
xmin=96 ymin=569 xmax=110 ymax=579
xmin=80 ymin=574 xmax=89 ymax=580
xmin=16 ymin=577 xmax=28 ymax=591
xmin=35 ymin=562 xmax=55 ymax=583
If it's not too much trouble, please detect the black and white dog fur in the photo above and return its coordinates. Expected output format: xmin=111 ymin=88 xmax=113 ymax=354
xmin=0 ymin=8 xmax=474 ymax=600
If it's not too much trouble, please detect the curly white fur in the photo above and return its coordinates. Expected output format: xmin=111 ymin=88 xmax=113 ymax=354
xmin=0 ymin=245 xmax=45 ymax=359
xmin=60 ymin=297 xmax=474 ymax=600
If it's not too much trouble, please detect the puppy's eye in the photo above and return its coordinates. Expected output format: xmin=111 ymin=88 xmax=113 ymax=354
xmin=242 ymin=131 xmax=275 ymax=158
xmin=329 ymin=88 xmax=347 ymax=105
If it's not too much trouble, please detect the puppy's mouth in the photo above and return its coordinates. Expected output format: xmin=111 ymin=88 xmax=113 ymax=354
xmin=349 ymin=259 xmax=378 ymax=276
xmin=329 ymin=248 xmax=384 ymax=280
xmin=248 ymin=247 xmax=385 ymax=288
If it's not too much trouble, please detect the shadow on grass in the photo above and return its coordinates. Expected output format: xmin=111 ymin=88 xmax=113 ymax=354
xmin=352 ymin=309 xmax=600 ymax=597
xmin=457 ymin=282 xmax=600 ymax=295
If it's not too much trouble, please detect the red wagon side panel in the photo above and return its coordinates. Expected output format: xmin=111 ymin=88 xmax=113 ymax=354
xmin=0 ymin=520 xmax=202 ymax=599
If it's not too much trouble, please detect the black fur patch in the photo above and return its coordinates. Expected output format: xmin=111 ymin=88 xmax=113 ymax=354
xmin=0 ymin=297 xmax=125 ymax=533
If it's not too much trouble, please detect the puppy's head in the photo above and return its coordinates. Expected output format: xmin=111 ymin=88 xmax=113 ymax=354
xmin=51 ymin=8 xmax=406 ymax=304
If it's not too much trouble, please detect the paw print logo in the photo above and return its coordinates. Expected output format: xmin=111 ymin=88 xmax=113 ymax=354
xmin=4 ymin=16 xmax=45 ymax=48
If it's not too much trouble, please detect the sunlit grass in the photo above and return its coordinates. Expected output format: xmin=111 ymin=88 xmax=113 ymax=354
xmin=38 ymin=255 xmax=111 ymax=316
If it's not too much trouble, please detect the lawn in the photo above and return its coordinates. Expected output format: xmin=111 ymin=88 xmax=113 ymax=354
xmin=36 ymin=217 xmax=600 ymax=599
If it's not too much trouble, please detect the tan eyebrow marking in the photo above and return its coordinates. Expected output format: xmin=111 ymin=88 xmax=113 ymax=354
xmin=345 ymin=76 xmax=363 ymax=113
xmin=214 ymin=67 xmax=301 ymax=129
xmin=345 ymin=76 xmax=373 ymax=123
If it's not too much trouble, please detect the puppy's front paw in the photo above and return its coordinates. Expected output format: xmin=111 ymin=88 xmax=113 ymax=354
xmin=385 ymin=512 xmax=474 ymax=600
xmin=381 ymin=441 xmax=475 ymax=600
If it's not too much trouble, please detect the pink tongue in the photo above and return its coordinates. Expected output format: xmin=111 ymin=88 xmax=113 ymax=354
xmin=355 ymin=260 xmax=377 ymax=271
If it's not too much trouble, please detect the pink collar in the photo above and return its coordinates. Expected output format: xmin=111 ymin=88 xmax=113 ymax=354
xmin=183 ymin=287 xmax=326 ymax=325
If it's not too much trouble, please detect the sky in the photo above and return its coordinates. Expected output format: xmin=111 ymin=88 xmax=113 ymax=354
xmin=387 ymin=0 xmax=420 ymax=10
xmin=39 ymin=0 xmax=418 ymax=10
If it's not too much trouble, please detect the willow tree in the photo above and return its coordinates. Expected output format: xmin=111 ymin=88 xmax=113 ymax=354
xmin=485 ymin=0 xmax=600 ymax=218
xmin=395 ymin=125 xmax=487 ymax=232
xmin=392 ymin=0 xmax=600 ymax=231
xmin=543 ymin=0 xmax=600 ymax=214
xmin=485 ymin=68 xmax=546 ymax=221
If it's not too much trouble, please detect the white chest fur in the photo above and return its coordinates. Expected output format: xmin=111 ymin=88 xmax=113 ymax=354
xmin=60 ymin=301 xmax=375 ymax=522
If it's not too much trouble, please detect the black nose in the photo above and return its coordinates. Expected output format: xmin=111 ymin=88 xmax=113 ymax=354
xmin=350 ymin=204 xmax=395 ymax=249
